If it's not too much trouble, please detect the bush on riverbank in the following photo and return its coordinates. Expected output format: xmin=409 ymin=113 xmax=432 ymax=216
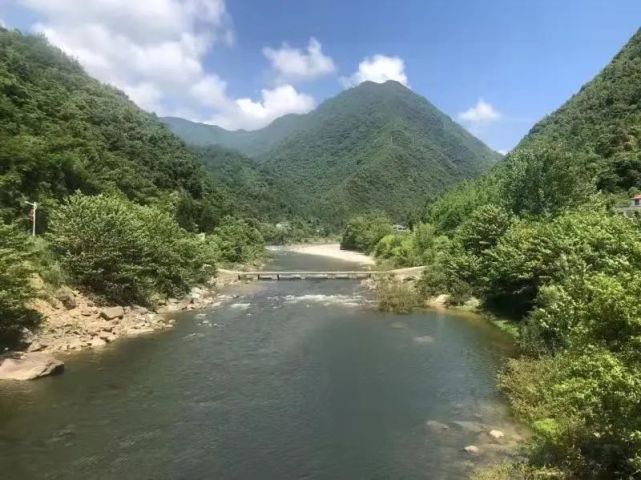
xmin=209 ymin=216 xmax=265 ymax=265
xmin=0 ymin=223 xmax=41 ymax=348
xmin=48 ymin=193 xmax=219 ymax=306
xmin=340 ymin=213 xmax=393 ymax=253
xmin=375 ymin=276 xmax=420 ymax=313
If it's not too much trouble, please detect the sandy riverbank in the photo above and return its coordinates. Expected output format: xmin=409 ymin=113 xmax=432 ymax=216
xmin=271 ymin=243 xmax=376 ymax=265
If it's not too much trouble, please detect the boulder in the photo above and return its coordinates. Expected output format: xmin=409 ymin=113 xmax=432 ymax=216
xmin=67 ymin=337 xmax=85 ymax=351
xmin=89 ymin=337 xmax=107 ymax=348
xmin=0 ymin=353 xmax=64 ymax=381
xmin=488 ymin=429 xmax=505 ymax=441
xmin=27 ymin=341 xmax=47 ymax=352
xmin=86 ymin=321 xmax=113 ymax=335
xmin=97 ymin=331 xmax=117 ymax=343
xmin=56 ymin=287 xmax=77 ymax=310
xmin=463 ymin=445 xmax=480 ymax=455
xmin=100 ymin=306 xmax=125 ymax=320
xmin=125 ymin=327 xmax=155 ymax=336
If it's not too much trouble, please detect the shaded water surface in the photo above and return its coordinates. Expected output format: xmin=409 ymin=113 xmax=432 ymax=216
xmin=0 ymin=252 xmax=521 ymax=479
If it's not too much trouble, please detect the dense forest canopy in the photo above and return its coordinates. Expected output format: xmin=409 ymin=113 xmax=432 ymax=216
xmin=165 ymin=81 xmax=501 ymax=227
xmin=0 ymin=28 xmax=276 ymax=232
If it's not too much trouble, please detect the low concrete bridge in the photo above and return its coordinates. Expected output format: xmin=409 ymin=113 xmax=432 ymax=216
xmin=219 ymin=267 xmax=425 ymax=281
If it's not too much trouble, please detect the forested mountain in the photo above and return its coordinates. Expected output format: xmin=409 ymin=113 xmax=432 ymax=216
xmin=261 ymin=81 xmax=500 ymax=224
xmin=163 ymin=114 xmax=303 ymax=157
xmin=194 ymin=146 xmax=285 ymax=220
xmin=167 ymin=81 xmax=500 ymax=225
xmin=0 ymin=28 xmax=265 ymax=231
xmin=515 ymin=27 xmax=641 ymax=191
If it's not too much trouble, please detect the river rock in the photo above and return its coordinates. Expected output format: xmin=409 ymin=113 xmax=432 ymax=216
xmin=125 ymin=327 xmax=155 ymax=336
xmin=98 ymin=331 xmax=117 ymax=343
xmin=100 ymin=306 xmax=124 ymax=320
xmin=89 ymin=337 xmax=107 ymax=348
xmin=56 ymin=287 xmax=77 ymax=310
xmin=488 ymin=429 xmax=505 ymax=441
xmin=27 ymin=340 xmax=47 ymax=352
xmin=86 ymin=320 xmax=113 ymax=335
xmin=0 ymin=353 xmax=64 ymax=380
xmin=425 ymin=420 xmax=450 ymax=432
xmin=463 ymin=445 xmax=480 ymax=455
xmin=453 ymin=421 xmax=486 ymax=434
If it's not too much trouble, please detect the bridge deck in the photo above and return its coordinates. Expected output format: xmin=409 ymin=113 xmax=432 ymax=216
xmin=223 ymin=267 xmax=425 ymax=281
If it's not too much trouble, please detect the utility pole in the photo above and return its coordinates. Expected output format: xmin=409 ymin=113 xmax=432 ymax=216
xmin=25 ymin=201 xmax=37 ymax=236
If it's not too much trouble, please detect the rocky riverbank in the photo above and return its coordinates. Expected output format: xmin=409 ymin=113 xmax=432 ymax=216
xmin=0 ymin=275 xmax=241 ymax=381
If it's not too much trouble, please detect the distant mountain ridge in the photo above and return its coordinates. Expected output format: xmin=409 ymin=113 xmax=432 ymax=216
xmin=162 ymin=114 xmax=304 ymax=158
xmin=164 ymin=81 xmax=500 ymax=225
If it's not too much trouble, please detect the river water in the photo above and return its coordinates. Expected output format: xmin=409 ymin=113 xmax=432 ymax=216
xmin=0 ymin=251 xmax=522 ymax=479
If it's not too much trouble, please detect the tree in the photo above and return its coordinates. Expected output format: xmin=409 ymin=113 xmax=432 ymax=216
xmin=0 ymin=223 xmax=40 ymax=348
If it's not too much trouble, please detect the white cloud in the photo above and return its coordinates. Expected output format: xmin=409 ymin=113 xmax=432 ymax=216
xmin=498 ymin=149 xmax=508 ymax=155
xmin=18 ymin=0 xmax=315 ymax=130
xmin=263 ymin=37 xmax=336 ymax=83
xmin=208 ymin=85 xmax=315 ymax=130
xmin=458 ymin=99 xmax=501 ymax=125
xmin=341 ymin=54 xmax=408 ymax=87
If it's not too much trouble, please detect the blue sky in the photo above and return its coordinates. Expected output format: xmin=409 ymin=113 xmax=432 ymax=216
xmin=2 ymin=1 xmax=641 ymax=152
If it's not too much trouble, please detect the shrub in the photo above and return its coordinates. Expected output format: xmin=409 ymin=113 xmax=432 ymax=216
xmin=48 ymin=193 xmax=217 ymax=305
xmin=479 ymin=210 xmax=641 ymax=317
xmin=0 ymin=223 xmax=41 ymax=348
xmin=500 ymin=348 xmax=641 ymax=478
xmin=340 ymin=213 xmax=393 ymax=253
xmin=455 ymin=204 xmax=513 ymax=255
xmin=524 ymin=272 xmax=641 ymax=355
xmin=375 ymin=276 xmax=420 ymax=313
xmin=209 ymin=216 xmax=265 ymax=264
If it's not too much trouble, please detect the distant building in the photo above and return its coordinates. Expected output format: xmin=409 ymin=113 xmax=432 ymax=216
xmin=392 ymin=224 xmax=409 ymax=233
xmin=619 ymin=195 xmax=641 ymax=218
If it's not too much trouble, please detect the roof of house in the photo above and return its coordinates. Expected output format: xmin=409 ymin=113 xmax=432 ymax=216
xmin=634 ymin=194 xmax=641 ymax=200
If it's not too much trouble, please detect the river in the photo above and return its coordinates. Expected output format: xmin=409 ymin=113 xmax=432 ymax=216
xmin=0 ymin=251 xmax=523 ymax=479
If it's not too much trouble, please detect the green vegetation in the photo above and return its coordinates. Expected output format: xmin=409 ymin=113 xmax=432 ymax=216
xmin=167 ymin=80 xmax=500 ymax=226
xmin=48 ymin=194 xmax=219 ymax=306
xmin=373 ymin=28 xmax=641 ymax=479
xmin=340 ymin=213 xmax=393 ymax=252
xmin=163 ymin=114 xmax=304 ymax=157
xmin=194 ymin=145 xmax=283 ymax=221
xmin=375 ymin=276 xmax=420 ymax=313
xmin=0 ymin=29 xmax=266 ymax=348
xmin=207 ymin=216 xmax=264 ymax=265
xmin=0 ymin=224 xmax=41 ymax=347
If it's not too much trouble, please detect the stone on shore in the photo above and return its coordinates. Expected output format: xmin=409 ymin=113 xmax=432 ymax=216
xmin=463 ymin=445 xmax=480 ymax=455
xmin=489 ymin=429 xmax=505 ymax=441
xmin=0 ymin=353 xmax=64 ymax=381
xmin=100 ymin=306 xmax=125 ymax=320
xmin=56 ymin=286 xmax=77 ymax=310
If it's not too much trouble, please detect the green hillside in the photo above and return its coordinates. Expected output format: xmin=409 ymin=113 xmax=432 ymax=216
xmin=166 ymin=81 xmax=500 ymax=226
xmin=0 ymin=28 xmax=248 ymax=231
xmin=261 ymin=81 xmax=500 ymax=225
xmin=162 ymin=114 xmax=304 ymax=158
xmin=515 ymin=27 xmax=641 ymax=191
xmin=194 ymin=145 xmax=284 ymax=220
